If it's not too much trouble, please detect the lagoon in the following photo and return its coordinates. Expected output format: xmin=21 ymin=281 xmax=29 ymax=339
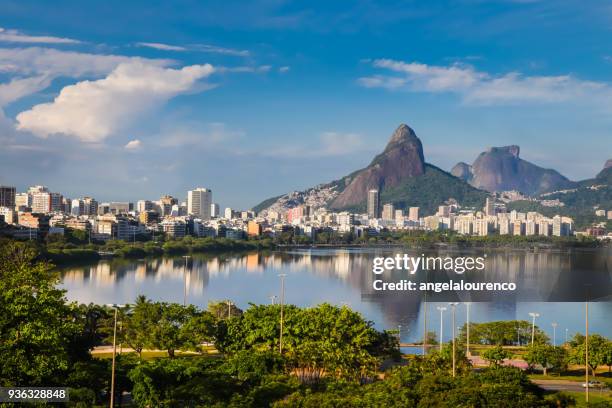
xmin=58 ymin=247 xmax=612 ymax=344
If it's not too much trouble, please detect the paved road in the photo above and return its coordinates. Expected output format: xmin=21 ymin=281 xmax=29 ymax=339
xmin=532 ymin=379 xmax=605 ymax=393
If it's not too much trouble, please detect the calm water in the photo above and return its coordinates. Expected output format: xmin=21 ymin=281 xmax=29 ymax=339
xmin=58 ymin=248 xmax=612 ymax=344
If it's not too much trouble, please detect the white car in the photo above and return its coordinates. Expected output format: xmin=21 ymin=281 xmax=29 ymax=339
xmin=581 ymin=381 xmax=604 ymax=388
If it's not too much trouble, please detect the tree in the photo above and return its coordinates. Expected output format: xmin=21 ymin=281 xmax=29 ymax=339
xmin=524 ymin=344 xmax=567 ymax=375
xmin=208 ymin=300 xmax=243 ymax=320
xmin=150 ymin=303 xmax=197 ymax=358
xmin=0 ymin=242 xmax=83 ymax=386
xmin=129 ymin=357 xmax=238 ymax=407
xmin=569 ymin=333 xmax=610 ymax=376
xmin=122 ymin=295 xmax=158 ymax=358
xmin=216 ymin=303 xmax=395 ymax=382
xmin=481 ymin=345 xmax=511 ymax=367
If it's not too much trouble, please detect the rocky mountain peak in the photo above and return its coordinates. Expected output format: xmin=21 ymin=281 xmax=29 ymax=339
xmin=385 ymin=123 xmax=420 ymax=150
xmin=453 ymin=145 xmax=573 ymax=195
xmin=330 ymin=124 xmax=426 ymax=209
xmin=486 ymin=145 xmax=520 ymax=158
xmin=604 ymin=159 xmax=612 ymax=170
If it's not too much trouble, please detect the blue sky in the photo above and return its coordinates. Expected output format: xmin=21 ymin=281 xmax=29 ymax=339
xmin=0 ymin=0 xmax=611 ymax=209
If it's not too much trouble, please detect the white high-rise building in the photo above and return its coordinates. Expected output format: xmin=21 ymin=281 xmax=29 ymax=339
xmin=211 ymin=203 xmax=220 ymax=218
xmin=408 ymin=207 xmax=419 ymax=221
xmin=224 ymin=207 xmax=234 ymax=219
xmin=187 ymin=188 xmax=212 ymax=220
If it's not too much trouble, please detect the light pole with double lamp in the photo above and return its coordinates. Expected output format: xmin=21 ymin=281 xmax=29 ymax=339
xmin=437 ymin=306 xmax=447 ymax=351
xmin=465 ymin=302 xmax=471 ymax=356
xmin=551 ymin=322 xmax=558 ymax=346
xmin=278 ymin=273 xmax=287 ymax=354
xmin=528 ymin=312 xmax=540 ymax=346
xmin=105 ymin=303 xmax=129 ymax=408
xmin=448 ymin=303 xmax=459 ymax=377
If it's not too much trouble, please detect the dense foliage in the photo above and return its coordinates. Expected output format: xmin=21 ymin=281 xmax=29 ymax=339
xmin=458 ymin=320 xmax=549 ymax=346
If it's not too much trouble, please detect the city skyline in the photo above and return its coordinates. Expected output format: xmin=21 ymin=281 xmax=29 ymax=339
xmin=1 ymin=1 xmax=612 ymax=208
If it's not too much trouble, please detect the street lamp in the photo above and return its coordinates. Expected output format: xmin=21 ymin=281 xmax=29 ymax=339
xmin=182 ymin=255 xmax=190 ymax=306
xmin=105 ymin=304 xmax=128 ymax=408
xmin=269 ymin=295 xmax=277 ymax=305
xmin=278 ymin=273 xmax=287 ymax=354
xmin=437 ymin=306 xmax=447 ymax=351
xmin=226 ymin=300 xmax=234 ymax=319
xmin=551 ymin=322 xmax=558 ymax=346
xmin=448 ymin=303 xmax=459 ymax=377
xmin=528 ymin=312 xmax=540 ymax=346
xmin=465 ymin=302 xmax=471 ymax=356
xmin=397 ymin=324 xmax=402 ymax=343
xmin=565 ymin=328 xmax=569 ymax=345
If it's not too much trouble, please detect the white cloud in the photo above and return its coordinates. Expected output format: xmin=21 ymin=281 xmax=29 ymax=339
xmin=16 ymin=61 xmax=215 ymax=142
xmin=0 ymin=75 xmax=52 ymax=106
xmin=319 ymin=132 xmax=365 ymax=156
xmin=359 ymin=59 xmax=608 ymax=105
xmin=124 ymin=139 xmax=143 ymax=150
xmin=0 ymin=47 xmax=171 ymax=77
xmin=159 ymin=122 xmax=244 ymax=147
xmin=0 ymin=27 xmax=80 ymax=44
xmin=194 ymin=44 xmax=250 ymax=57
xmin=136 ymin=42 xmax=187 ymax=52
xmin=279 ymin=66 xmax=290 ymax=73
xmin=136 ymin=42 xmax=250 ymax=56
xmin=261 ymin=132 xmax=368 ymax=158
xmin=0 ymin=47 xmax=173 ymax=106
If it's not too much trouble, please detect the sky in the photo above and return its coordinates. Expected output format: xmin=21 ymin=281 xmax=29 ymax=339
xmin=0 ymin=0 xmax=611 ymax=209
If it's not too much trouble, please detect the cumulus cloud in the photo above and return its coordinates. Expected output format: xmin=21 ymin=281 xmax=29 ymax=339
xmin=124 ymin=139 xmax=143 ymax=150
xmin=0 ymin=47 xmax=173 ymax=105
xmin=359 ymin=59 xmax=608 ymax=105
xmin=0 ymin=27 xmax=80 ymax=44
xmin=16 ymin=61 xmax=215 ymax=142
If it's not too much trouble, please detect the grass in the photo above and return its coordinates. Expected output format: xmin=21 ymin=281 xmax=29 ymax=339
xmin=92 ymin=345 xmax=219 ymax=360
xmin=563 ymin=390 xmax=612 ymax=406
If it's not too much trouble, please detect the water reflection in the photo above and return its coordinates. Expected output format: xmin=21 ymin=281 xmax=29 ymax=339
xmin=59 ymin=248 xmax=612 ymax=343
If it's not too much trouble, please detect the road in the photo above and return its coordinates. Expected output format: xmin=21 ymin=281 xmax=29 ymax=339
xmin=532 ymin=379 xmax=606 ymax=393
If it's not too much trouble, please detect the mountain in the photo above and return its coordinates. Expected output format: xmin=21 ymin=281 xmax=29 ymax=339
xmin=330 ymin=124 xmax=425 ymax=209
xmin=253 ymin=124 xmax=488 ymax=215
xmin=595 ymin=158 xmax=612 ymax=184
xmin=451 ymin=145 xmax=575 ymax=196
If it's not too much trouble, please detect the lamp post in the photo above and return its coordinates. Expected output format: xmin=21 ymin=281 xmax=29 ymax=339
xmin=449 ymin=303 xmax=459 ymax=377
xmin=437 ymin=306 xmax=447 ymax=351
xmin=105 ymin=304 xmax=127 ymax=408
xmin=226 ymin=300 xmax=233 ymax=319
xmin=422 ymin=270 xmax=428 ymax=356
xmin=585 ymin=294 xmax=590 ymax=403
xmin=182 ymin=255 xmax=190 ymax=306
xmin=269 ymin=295 xmax=277 ymax=305
xmin=465 ymin=302 xmax=471 ymax=356
xmin=565 ymin=328 xmax=569 ymax=345
xmin=528 ymin=312 xmax=540 ymax=346
xmin=398 ymin=324 xmax=402 ymax=343
xmin=278 ymin=273 xmax=287 ymax=354
xmin=551 ymin=322 xmax=558 ymax=346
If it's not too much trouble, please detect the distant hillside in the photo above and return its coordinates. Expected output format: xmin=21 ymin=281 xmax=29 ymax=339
xmin=513 ymin=159 xmax=612 ymax=230
xmin=253 ymin=124 xmax=488 ymax=215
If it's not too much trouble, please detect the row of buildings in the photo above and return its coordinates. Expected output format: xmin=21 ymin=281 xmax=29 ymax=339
xmin=0 ymin=184 xmax=602 ymax=242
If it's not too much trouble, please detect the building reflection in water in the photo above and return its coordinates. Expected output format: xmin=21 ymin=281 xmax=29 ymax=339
xmin=59 ymin=247 xmax=612 ymax=342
